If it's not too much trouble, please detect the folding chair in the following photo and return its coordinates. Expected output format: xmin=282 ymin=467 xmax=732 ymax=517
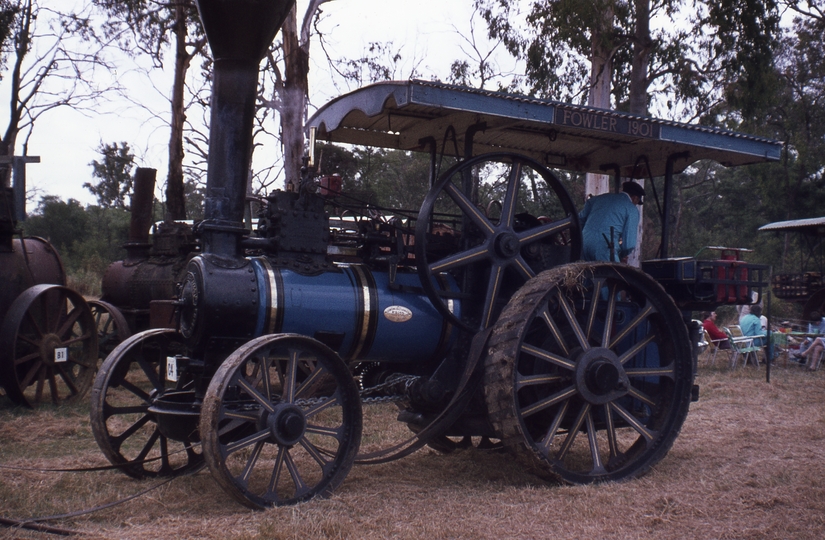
xmin=725 ymin=326 xmax=762 ymax=369
xmin=703 ymin=329 xmax=731 ymax=368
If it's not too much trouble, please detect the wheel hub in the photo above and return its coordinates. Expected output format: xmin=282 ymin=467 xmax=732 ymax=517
xmin=494 ymin=232 xmax=520 ymax=258
xmin=267 ymin=404 xmax=307 ymax=446
xmin=39 ymin=334 xmax=63 ymax=366
xmin=575 ymin=347 xmax=630 ymax=405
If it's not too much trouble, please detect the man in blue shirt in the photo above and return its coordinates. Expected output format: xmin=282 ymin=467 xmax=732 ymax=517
xmin=578 ymin=181 xmax=644 ymax=262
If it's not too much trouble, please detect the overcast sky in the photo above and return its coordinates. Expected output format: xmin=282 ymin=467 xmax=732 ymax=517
xmin=11 ymin=0 xmax=512 ymax=212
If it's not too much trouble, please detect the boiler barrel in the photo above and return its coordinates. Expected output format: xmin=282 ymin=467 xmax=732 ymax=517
xmin=182 ymin=255 xmax=460 ymax=365
xmin=250 ymin=259 xmax=460 ymax=364
xmin=0 ymin=237 xmax=66 ymax=318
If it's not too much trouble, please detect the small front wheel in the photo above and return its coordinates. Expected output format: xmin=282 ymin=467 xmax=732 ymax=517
xmin=200 ymin=334 xmax=362 ymax=508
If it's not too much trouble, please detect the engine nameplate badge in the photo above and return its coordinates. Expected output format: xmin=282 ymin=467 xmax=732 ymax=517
xmin=384 ymin=305 xmax=413 ymax=323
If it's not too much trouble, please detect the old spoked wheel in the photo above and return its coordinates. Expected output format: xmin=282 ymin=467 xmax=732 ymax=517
xmin=201 ymin=334 xmax=362 ymax=508
xmin=88 ymin=300 xmax=130 ymax=362
xmin=90 ymin=328 xmax=203 ymax=478
xmin=416 ymin=152 xmax=581 ymax=332
xmin=484 ymin=262 xmax=693 ymax=483
xmin=0 ymin=284 xmax=98 ymax=408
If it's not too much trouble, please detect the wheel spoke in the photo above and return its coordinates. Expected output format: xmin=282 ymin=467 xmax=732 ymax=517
xmin=617 ymin=333 xmax=656 ymax=365
xmin=56 ymin=305 xmax=83 ymax=338
xmin=305 ymin=422 xmax=343 ymax=439
xmin=584 ymin=278 xmax=606 ymax=342
xmin=520 ymin=384 xmax=577 ymax=417
xmin=443 ymin=182 xmax=495 ymax=236
xmin=137 ymin=358 xmax=163 ymax=392
xmin=118 ymin=378 xmax=152 ymax=403
xmin=537 ymin=399 xmax=570 ymax=454
xmin=236 ymin=378 xmax=276 ymax=414
xmin=19 ymin=360 xmax=43 ymax=389
xmin=54 ymin=364 xmax=80 ymax=395
xmin=556 ymin=289 xmax=589 ymax=350
xmin=512 ymin=255 xmax=536 ymax=281
xmin=294 ymin=363 xmax=327 ymax=400
xmin=520 ymin=343 xmax=576 ymax=371
xmin=239 ymin=441 xmax=265 ymax=484
xmin=13 ymin=350 xmax=40 ymax=367
xmin=23 ymin=309 xmax=45 ymax=340
xmin=429 ymin=243 xmax=489 ymax=273
xmin=304 ymin=395 xmax=340 ymax=417
xmin=499 ymin=160 xmax=522 ymax=228
xmin=283 ymin=349 xmax=300 ymax=402
xmin=609 ymin=401 xmax=655 ymax=443
xmin=283 ymin=449 xmax=311 ymax=497
xmin=515 ymin=372 xmax=566 ymax=390
xmin=481 ymin=263 xmax=505 ymax=329
xmin=608 ymin=302 xmax=655 ymax=349
xmin=57 ymin=332 xmax=95 ymax=350
xmin=604 ymin=403 xmax=620 ymax=459
xmin=600 ymin=282 xmax=618 ymax=346
xmin=259 ymin=357 xmax=272 ymax=402
xmin=225 ymin=428 xmax=271 ymax=455
xmin=300 ymin=437 xmax=334 ymax=468
xmin=555 ymin=402 xmax=590 ymax=461
xmin=626 ymin=384 xmax=657 ymax=407
xmin=517 ymin=216 xmax=574 ymax=244
xmin=134 ymin=429 xmax=162 ymax=462
xmin=584 ymin=409 xmax=606 ymax=474
xmin=111 ymin=413 xmax=153 ymax=447
xmin=625 ymin=365 xmax=676 ymax=379
xmin=538 ymin=305 xmax=569 ymax=356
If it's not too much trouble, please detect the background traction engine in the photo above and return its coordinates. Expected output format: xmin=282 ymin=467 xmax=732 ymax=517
xmin=0 ymin=184 xmax=98 ymax=408
xmin=90 ymin=0 xmax=696 ymax=508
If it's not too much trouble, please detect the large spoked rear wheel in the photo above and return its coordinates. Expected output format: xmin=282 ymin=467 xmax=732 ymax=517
xmin=90 ymin=328 xmax=203 ymax=478
xmin=0 ymin=284 xmax=98 ymax=408
xmin=484 ymin=262 xmax=693 ymax=484
xmin=416 ymin=152 xmax=581 ymax=332
xmin=201 ymin=334 xmax=362 ymax=509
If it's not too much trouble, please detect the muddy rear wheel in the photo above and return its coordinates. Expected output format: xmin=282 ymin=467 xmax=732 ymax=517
xmin=484 ymin=262 xmax=693 ymax=483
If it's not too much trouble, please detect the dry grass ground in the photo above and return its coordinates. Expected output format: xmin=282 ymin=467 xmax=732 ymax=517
xmin=2 ymin=361 xmax=825 ymax=540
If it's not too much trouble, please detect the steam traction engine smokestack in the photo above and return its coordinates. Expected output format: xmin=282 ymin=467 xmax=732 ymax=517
xmin=195 ymin=0 xmax=296 ymax=258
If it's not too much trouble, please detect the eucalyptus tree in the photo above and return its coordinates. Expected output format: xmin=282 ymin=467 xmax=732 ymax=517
xmin=94 ymin=0 xmax=206 ymax=219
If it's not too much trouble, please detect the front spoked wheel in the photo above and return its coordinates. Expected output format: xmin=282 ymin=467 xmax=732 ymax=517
xmin=90 ymin=328 xmax=203 ymax=478
xmin=484 ymin=262 xmax=693 ymax=483
xmin=201 ymin=334 xmax=362 ymax=508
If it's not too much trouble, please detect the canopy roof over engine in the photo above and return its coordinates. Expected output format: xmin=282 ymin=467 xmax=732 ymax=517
xmin=307 ymin=80 xmax=782 ymax=179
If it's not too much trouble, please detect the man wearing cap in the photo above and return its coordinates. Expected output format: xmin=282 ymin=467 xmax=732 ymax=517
xmin=578 ymin=181 xmax=645 ymax=263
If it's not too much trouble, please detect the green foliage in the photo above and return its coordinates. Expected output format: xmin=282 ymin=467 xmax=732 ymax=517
xmin=22 ymin=195 xmax=129 ymax=295
xmin=85 ymin=142 xmax=135 ymax=210
xmin=0 ymin=1 xmax=20 ymax=73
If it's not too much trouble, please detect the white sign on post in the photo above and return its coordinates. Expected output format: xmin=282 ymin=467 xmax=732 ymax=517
xmin=166 ymin=356 xmax=178 ymax=382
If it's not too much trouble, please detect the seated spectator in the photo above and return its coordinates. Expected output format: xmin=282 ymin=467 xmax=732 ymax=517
xmin=797 ymin=337 xmax=825 ymax=371
xmin=740 ymin=305 xmax=766 ymax=347
xmin=702 ymin=311 xmax=731 ymax=349
xmin=792 ymin=313 xmax=825 ymax=369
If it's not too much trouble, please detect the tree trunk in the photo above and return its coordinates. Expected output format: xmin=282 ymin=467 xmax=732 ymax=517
xmin=626 ymin=0 xmax=651 ymax=267
xmin=165 ymin=2 xmax=189 ymax=220
xmin=280 ymin=7 xmax=309 ymax=192
xmin=584 ymin=2 xmax=613 ymax=199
